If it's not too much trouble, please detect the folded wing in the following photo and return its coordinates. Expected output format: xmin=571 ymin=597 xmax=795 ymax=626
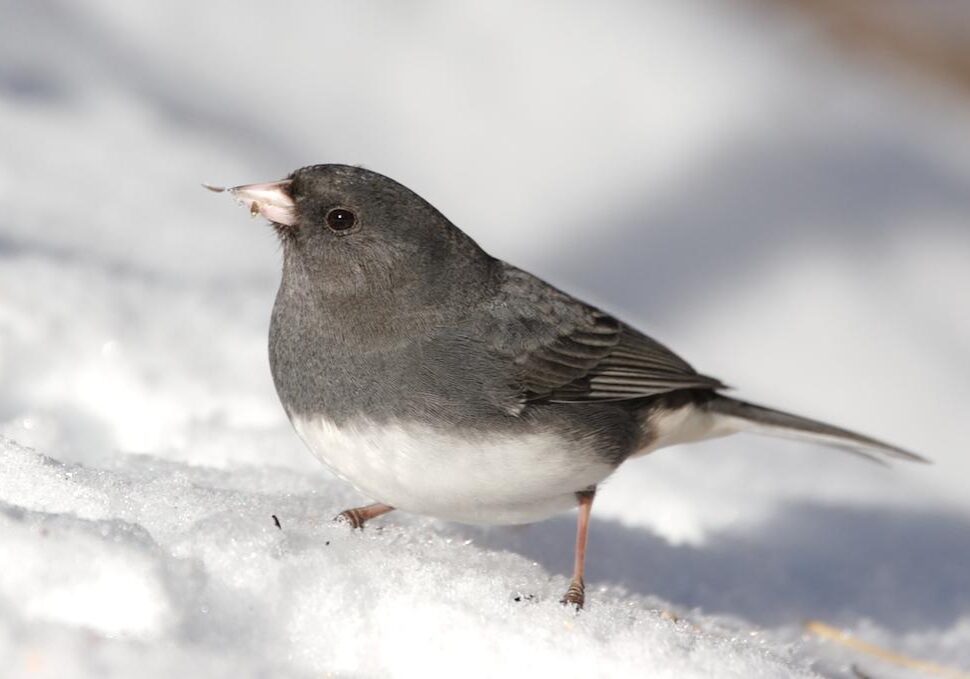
xmin=484 ymin=265 xmax=725 ymax=404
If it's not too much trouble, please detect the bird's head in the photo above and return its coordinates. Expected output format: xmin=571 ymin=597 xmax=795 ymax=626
xmin=211 ymin=164 xmax=489 ymax=301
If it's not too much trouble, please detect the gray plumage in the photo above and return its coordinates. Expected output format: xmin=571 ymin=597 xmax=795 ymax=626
xmin=214 ymin=162 xmax=926 ymax=608
xmin=266 ymin=163 xmax=923 ymax=474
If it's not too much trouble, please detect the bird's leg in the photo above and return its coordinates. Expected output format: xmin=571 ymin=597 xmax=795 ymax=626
xmin=334 ymin=502 xmax=395 ymax=529
xmin=561 ymin=488 xmax=595 ymax=609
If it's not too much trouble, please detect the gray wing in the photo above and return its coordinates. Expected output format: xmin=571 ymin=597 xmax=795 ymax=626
xmin=483 ymin=265 xmax=725 ymax=404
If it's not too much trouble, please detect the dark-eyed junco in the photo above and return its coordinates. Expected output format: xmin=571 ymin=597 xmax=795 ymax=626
xmin=209 ymin=164 xmax=924 ymax=608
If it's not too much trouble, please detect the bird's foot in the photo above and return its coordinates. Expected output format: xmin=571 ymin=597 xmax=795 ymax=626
xmin=332 ymin=502 xmax=395 ymax=530
xmin=334 ymin=508 xmax=368 ymax=530
xmin=560 ymin=579 xmax=585 ymax=610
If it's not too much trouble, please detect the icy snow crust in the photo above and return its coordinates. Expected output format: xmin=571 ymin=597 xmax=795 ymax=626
xmin=2 ymin=1 xmax=970 ymax=677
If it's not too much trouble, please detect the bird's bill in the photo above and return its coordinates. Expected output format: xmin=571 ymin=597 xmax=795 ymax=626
xmin=205 ymin=180 xmax=296 ymax=226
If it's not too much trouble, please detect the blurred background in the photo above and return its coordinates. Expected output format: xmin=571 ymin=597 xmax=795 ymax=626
xmin=1 ymin=1 xmax=969 ymax=677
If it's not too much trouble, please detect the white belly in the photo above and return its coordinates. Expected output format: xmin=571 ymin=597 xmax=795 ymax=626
xmin=291 ymin=415 xmax=615 ymax=524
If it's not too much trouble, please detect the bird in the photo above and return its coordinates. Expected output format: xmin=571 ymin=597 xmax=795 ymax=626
xmin=208 ymin=164 xmax=925 ymax=609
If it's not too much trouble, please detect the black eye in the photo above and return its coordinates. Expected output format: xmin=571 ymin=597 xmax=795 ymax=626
xmin=326 ymin=208 xmax=357 ymax=232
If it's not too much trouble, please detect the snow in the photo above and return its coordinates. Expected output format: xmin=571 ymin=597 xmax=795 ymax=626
xmin=2 ymin=1 xmax=970 ymax=677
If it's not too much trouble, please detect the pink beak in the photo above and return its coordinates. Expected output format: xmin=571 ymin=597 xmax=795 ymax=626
xmin=204 ymin=180 xmax=296 ymax=226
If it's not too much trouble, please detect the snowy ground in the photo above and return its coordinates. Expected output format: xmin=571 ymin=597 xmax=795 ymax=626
xmin=2 ymin=1 xmax=970 ymax=677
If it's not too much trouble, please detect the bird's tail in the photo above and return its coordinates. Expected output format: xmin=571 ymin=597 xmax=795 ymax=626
xmin=705 ymin=395 xmax=928 ymax=465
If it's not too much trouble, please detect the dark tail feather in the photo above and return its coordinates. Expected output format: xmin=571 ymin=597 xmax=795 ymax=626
xmin=707 ymin=396 xmax=928 ymax=465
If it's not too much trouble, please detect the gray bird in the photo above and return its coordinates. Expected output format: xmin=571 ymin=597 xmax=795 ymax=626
xmin=210 ymin=164 xmax=924 ymax=609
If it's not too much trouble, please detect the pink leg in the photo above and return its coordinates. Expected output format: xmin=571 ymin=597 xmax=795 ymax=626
xmin=561 ymin=489 xmax=595 ymax=609
xmin=334 ymin=502 xmax=395 ymax=529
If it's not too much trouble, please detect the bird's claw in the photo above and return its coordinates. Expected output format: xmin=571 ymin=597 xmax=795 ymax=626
xmin=333 ymin=508 xmax=366 ymax=530
xmin=560 ymin=580 xmax=585 ymax=610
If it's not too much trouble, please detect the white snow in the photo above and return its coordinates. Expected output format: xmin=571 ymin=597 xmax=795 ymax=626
xmin=2 ymin=1 xmax=970 ymax=677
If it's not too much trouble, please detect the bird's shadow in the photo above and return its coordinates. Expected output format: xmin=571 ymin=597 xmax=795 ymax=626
xmin=449 ymin=500 xmax=970 ymax=633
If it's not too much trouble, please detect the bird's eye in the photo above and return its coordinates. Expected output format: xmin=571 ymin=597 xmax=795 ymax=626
xmin=326 ymin=208 xmax=357 ymax=232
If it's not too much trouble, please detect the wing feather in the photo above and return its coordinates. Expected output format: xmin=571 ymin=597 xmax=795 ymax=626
xmin=483 ymin=265 xmax=724 ymax=406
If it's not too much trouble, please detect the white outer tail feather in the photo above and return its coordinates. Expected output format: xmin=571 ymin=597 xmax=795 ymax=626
xmin=638 ymin=396 xmax=926 ymax=464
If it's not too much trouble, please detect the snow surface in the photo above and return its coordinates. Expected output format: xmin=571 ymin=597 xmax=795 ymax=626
xmin=2 ymin=1 xmax=970 ymax=677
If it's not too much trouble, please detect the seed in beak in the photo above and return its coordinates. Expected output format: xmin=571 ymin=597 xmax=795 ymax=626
xmin=204 ymin=179 xmax=297 ymax=227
